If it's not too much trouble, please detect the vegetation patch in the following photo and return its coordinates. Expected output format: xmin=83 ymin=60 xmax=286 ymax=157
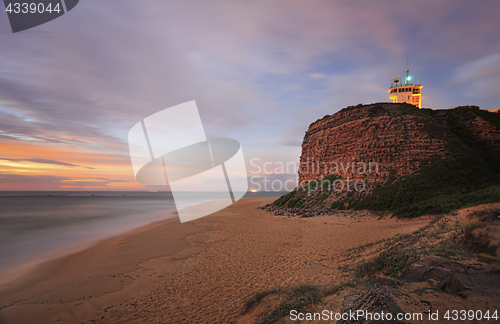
xmin=245 ymin=282 xmax=358 ymax=324
xmin=241 ymin=288 xmax=281 ymax=314
xmin=273 ymin=175 xmax=341 ymax=209
xmin=273 ymin=191 xmax=296 ymax=207
xmin=351 ymin=216 xmax=499 ymax=278
xmin=453 ymin=223 xmax=497 ymax=256
xmin=367 ymin=104 xmax=387 ymax=116
xmin=356 ymin=244 xmax=420 ymax=278
xmin=328 ymin=106 xmax=500 ymax=218
xmin=454 ymin=105 xmax=500 ymax=130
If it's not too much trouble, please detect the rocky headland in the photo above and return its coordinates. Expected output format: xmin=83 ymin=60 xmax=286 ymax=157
xmin=270 ymin=103 xmax=500 ymax=218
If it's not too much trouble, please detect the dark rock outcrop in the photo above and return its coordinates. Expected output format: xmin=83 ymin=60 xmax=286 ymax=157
xmin=399 ymin=256 xmax=500 ymax=296
xmin=337 ymin=257 xmax=500 ymax=324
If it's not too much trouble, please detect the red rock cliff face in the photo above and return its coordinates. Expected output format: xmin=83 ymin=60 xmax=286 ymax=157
xmin=298 ymin=103 xmax=446 ymax=189
xmin=434 ymin=107 xmax=500 ymax=154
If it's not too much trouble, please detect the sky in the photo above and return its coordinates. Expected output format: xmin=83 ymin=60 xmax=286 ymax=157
xmin=0 ymin=0 xmax=499 ymax=191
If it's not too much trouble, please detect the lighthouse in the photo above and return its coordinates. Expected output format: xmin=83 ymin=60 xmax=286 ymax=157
xmin=388 ymin=59 xmax=423 ymax=108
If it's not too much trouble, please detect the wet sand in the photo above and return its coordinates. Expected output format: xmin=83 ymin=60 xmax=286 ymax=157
xmin=0 ymin=198 xmax=434 ymax=323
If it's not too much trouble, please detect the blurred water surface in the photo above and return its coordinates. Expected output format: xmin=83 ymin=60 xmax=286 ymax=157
xmin=0 ymin=191 xmax=177 ymax=276
xmin=0 ymin=190 xmax=286 ymax=281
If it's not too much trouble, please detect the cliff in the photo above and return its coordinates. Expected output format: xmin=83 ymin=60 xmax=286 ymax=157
xmin=274 ymin=103 xmax=500 ymax=217
xmin=298 ymin=103 xmax=446 ymax=186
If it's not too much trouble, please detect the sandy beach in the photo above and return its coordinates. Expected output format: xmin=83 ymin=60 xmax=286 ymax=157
xmin=0 ymin=198 xmax=497 ymax=323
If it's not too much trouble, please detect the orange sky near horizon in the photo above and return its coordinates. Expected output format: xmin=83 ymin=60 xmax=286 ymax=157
xmin=0 ymin=139 xmax=144 ymax=191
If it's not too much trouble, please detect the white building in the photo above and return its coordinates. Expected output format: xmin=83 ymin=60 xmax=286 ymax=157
xmin=388 ymin=62 xmax=423 ymax=108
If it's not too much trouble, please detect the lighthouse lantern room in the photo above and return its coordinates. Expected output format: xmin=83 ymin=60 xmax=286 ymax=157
xmin=388 ymin=59 xmax=423 ymax=108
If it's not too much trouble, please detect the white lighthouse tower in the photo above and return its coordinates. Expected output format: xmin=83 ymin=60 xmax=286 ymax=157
xmin=388 ymin=59 xmax=423 ymax=108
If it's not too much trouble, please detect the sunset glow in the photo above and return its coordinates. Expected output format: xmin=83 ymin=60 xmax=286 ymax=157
xmin=1 ymin=1 xmax=499 ymax=191
xmin=0 ymin=139 xmax=139 ymax=190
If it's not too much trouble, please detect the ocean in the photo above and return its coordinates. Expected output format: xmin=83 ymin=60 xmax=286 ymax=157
xmin=0 ymin=190 xmax=285 ymax=283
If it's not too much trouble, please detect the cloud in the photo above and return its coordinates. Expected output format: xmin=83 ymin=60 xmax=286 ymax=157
xmin=453 ymin=54 xmax=500 ymax=99
xmin=0 ymin=172 xmax=152 ymax=190
xmin=1 ymin=0 xmax=500 ymax=189
xmin=308 ymin=73 xmax=326 ymax=79
xmin=0 ymin=158 xmax=95 ymax=169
